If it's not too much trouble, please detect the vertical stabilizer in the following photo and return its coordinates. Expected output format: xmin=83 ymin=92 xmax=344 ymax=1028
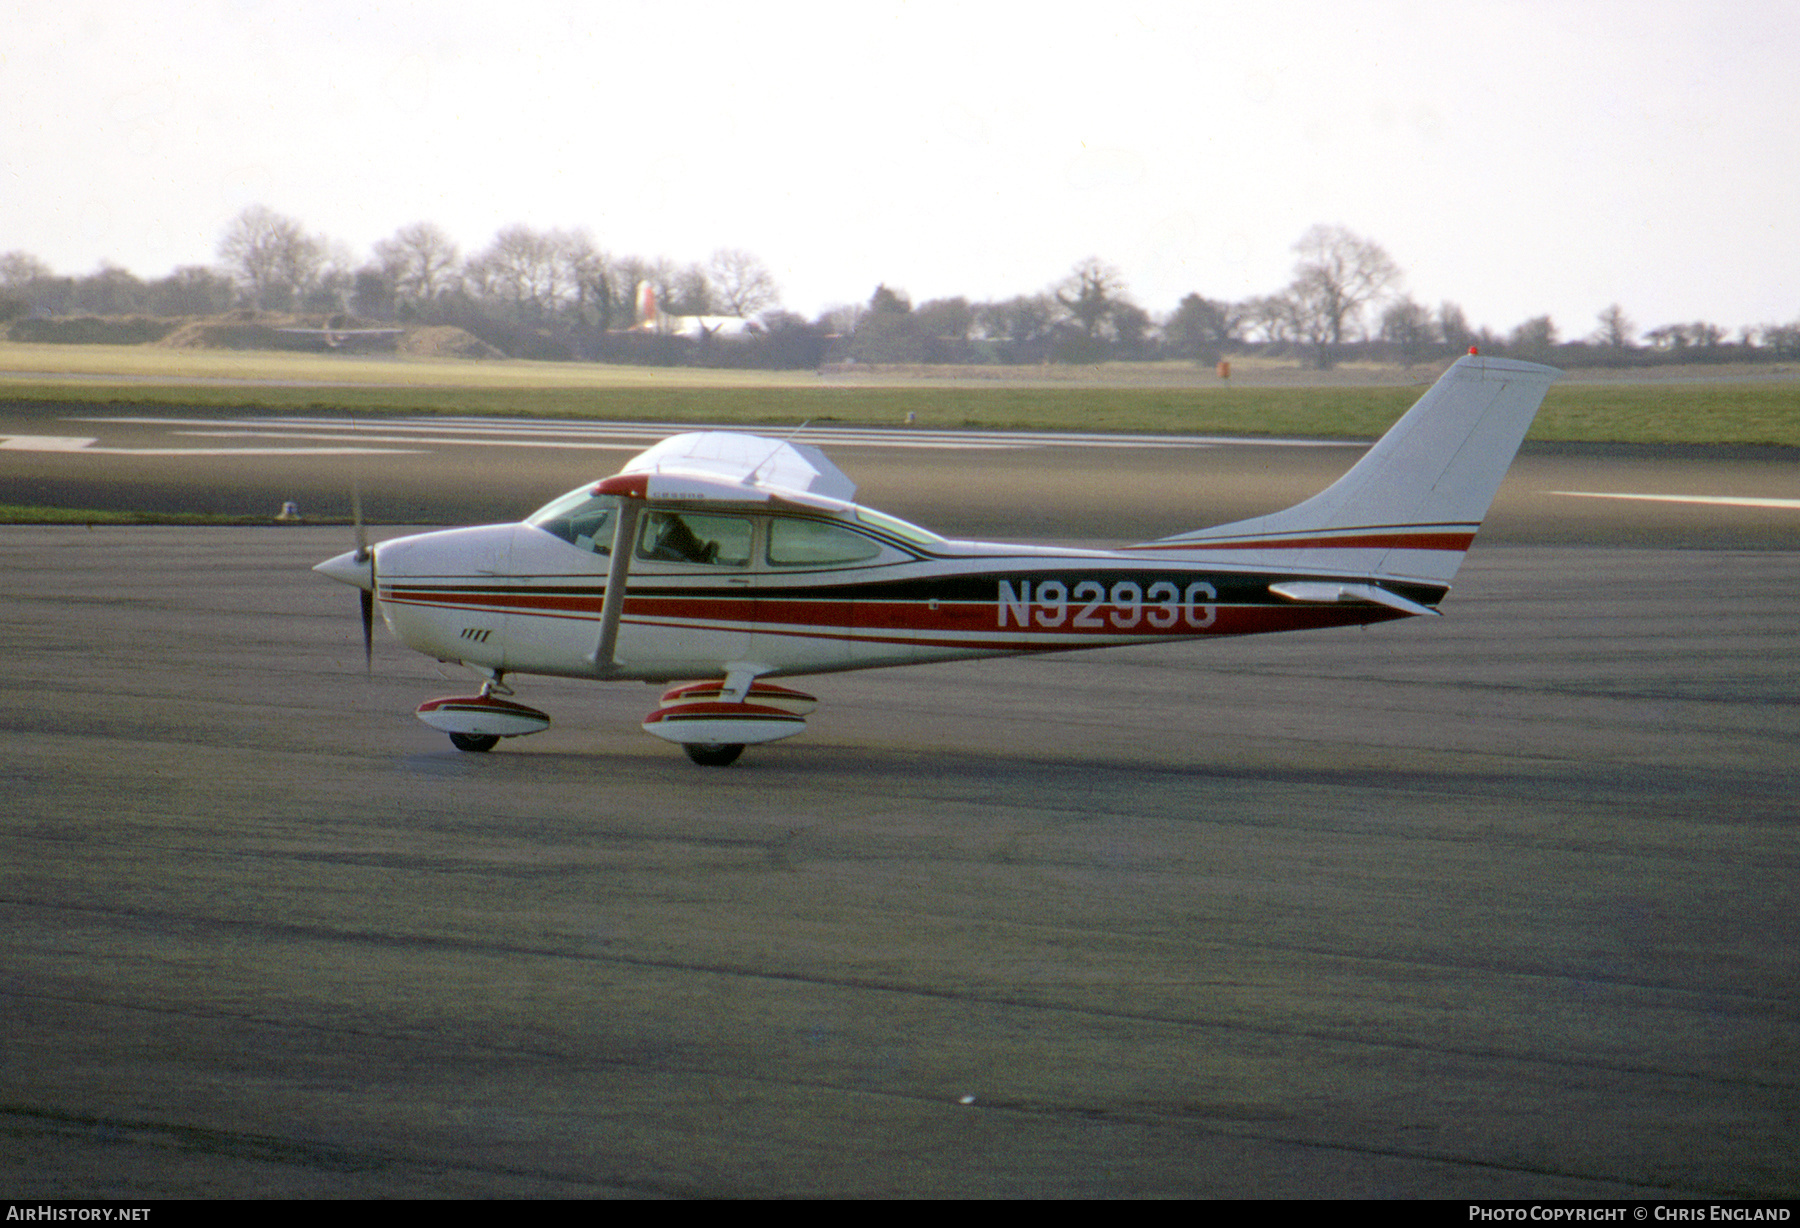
xmin=1132 ymin=354 xmax=1560 ymax=583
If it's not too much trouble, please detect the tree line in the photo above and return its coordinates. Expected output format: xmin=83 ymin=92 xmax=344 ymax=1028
xmin=4 ymin=210 xmax=1797 ymax=369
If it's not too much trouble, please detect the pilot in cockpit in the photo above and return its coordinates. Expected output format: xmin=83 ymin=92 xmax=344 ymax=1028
xmin=642 ymin=512 xmax=718 ymax=564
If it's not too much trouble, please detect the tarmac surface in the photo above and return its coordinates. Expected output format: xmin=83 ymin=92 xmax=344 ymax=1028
xmin=2 ymin=407 xmax=1797 ymax=1197
xmin=3 ymin=399 xmax=1798 ymax=545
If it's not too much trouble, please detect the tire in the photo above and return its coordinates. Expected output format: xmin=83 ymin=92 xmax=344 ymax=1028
xmin=448 ymin=732 xmax=500 ymax=753
xmin=683 ymin=742 xmax=745 ymax=767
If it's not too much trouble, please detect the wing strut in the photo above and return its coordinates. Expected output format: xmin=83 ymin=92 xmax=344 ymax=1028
xmin=591 ymin=496 xmax=643 ymax=674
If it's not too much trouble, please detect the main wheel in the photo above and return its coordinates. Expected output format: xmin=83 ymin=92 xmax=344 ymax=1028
xmin=448 ymin=732 xmax=500 ymax=753
xmin=683 ymin=742 xmax=745 ymax=767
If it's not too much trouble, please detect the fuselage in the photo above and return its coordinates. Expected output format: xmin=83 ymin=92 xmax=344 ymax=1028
xmin=358 ymin=493 xmax=1441 ymax=685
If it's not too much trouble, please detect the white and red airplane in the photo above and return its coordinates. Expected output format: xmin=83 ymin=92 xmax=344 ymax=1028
xmin=316 ymin=352 xmax=1559 ymax=765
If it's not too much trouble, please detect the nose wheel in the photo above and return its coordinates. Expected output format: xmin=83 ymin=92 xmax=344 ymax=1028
xmin=683 ymin=742 xmax=745 ymax=767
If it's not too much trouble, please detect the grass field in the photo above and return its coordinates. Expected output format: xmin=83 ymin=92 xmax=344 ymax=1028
xmin=0 ymin=505 xmax=285 ymax=526
xmin=3 ymin=341 xmax=1797 ymax=445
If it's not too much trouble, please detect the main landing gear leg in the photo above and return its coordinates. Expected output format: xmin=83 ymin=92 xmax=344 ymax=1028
xmin=450 ymin=672 xmax=507 ymax=750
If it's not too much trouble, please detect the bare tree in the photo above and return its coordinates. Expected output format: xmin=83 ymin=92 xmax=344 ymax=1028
xmin=1054 ymin=257 xmax=1127 ymax=339
xmin=288 ymin=240 xmax=335 ymax=310
xmin=666 ymin=263 xmax=715 ymax=316
xmin=1437 ymin=301 xmax=1474 ymax=351
xmin=707 ymin=248 xmax=779 ymax=317
xmin=555 ymin=231 xmax=605 ymax=332
xmin=0 ymin=250 xmax=53 ymax=290
xmin=466 ymin=225 xmax=572 ymax=320
xmin=1240 ymin=293 xmax=1300 ymax=344
xmin=1591 ymin=303 xmax=1636 ymax=349
xmin=148 ymin=265 xmax=235 ymax=316
xmin=1645 ymin=321 xmax=1724 ymax=350
xmin=972 ymin=294 xmax=1058 ymax=344
xmin=217 ymin=205 xmax=325 ymax=310
xmin=1507 ymin=315 xmax=1558 ymax=359
xmin=374 ymin=222 xmax=460 ymax=303
xmin=645 ymin=258 xmax=686 ymax=320
xmin=1758 ymin=321 xmax=1800 ymax=357
xmin=1379 ymin=296 xmax=1437 ymax=365
xmin=1286 ymin=225 xmax=1402 ymax=366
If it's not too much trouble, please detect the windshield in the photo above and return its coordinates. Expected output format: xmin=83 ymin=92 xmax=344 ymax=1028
xmin=526 ymin=487 xmax=620 ymax=554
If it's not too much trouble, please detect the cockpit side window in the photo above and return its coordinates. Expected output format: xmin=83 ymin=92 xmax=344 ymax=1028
xmin=636 ymin=511 xmax=753 ymax=567
xmin=527 ymin=491 xmax=619 ymax=555
xmin=768 ymin=517 xmax=885 ymax=566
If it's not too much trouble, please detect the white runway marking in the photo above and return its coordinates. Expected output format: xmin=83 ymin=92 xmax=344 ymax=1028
xmin=172 ymin=430 xmax=1016 ymax=451
xmin=71 ymin=415 xmax=1363 ymax=456
xmin=1553 ymin=490 xmax=1800 ymax=510
xmin=0 ymin=434 xmax=419 ymax=456
xmin=1 ymin=435 xmax=98 ymax=451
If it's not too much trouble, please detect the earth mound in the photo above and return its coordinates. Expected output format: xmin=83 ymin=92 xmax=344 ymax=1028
xmin=396 ymin=326 xmax=506 ymax=360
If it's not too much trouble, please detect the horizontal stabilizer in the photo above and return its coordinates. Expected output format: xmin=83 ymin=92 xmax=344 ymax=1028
xmin=1269 ymin=581 xmax=1441 ymax=618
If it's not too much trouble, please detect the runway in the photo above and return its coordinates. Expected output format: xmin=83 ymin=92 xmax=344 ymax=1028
xmin=2 ymin=407 xmax=1797 ymax=1197
xmin=4 ymin=400 xmax=1799 ymax=546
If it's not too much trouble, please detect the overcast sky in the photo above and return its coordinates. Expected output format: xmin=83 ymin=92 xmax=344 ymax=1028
xmin=6 ymin=0 xmax=1797 ymax=339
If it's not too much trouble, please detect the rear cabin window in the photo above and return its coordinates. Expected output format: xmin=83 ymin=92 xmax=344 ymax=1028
xmin=768 ymin=518 xmax=884 ymax=566
xmin=852 ymin=505 xmax=943 ymax=547
xmin=637 ymin=511 xmax=753 ymax=567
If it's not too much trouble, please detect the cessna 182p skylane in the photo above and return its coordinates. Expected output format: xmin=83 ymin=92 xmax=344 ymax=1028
xmin=316 ymin=352 xmax=1559 ymax=765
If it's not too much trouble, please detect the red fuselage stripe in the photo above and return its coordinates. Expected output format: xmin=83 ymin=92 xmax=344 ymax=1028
xmin=1125 ymin=531 xmax=1475 ymax=552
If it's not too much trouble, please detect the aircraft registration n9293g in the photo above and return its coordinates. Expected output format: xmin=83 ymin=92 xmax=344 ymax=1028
xmin=315 ymin=352 xmax=1559 ymax=766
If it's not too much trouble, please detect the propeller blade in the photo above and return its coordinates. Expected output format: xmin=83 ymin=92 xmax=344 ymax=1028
xmin=353 ymin=474 xmax=374 ymax=671
xmin=352 ymin=479 xmax=369 ymax=561
xmin=360 ymin=587 xmax=374 ymax=672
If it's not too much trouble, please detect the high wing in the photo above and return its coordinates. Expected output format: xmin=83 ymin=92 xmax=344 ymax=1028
xmin=598 ymin=431 xmax=858 ymax=507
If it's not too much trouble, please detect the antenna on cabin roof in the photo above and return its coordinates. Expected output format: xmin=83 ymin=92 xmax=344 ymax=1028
xmin=746 ymin=422 xmax=813 ymax=486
